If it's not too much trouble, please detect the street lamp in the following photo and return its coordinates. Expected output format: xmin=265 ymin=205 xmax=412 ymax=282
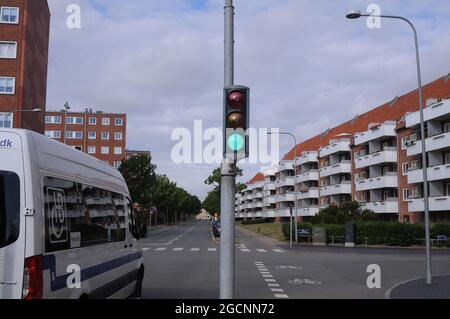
xmin=268 ymin=131 xmax=298 ymax=247
xmin=63 ymin=102 xmax=70 ymax=144
xmin=3 ymin=108 xmax=43 ymax=128
xmin=346 ymin=10 xmax=432 ymax=284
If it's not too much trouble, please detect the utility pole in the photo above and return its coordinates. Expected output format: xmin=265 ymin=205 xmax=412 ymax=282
xmin=220 ymin=0 xmax=236 ymax=299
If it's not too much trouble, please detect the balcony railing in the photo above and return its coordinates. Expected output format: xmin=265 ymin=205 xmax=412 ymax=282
xmin=407 ymin=132 xmax=450 ymax=156
xmin=319 ymin=160 xmax=352 ymax=177
xmin=354 ymin=147 xmax=397 ymax=169
xmin=408 ymin=163 xmax=450 ymax=184
xmin=355 ymin=173 xmax=398 ymax=192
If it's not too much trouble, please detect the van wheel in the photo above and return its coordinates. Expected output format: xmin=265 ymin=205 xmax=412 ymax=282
xmin=131 ymin=266 xmax=144 ymax=298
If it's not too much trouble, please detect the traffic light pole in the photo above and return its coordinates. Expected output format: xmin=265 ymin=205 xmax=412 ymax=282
xmin=220 ymin=0 xmax=235 ymax=299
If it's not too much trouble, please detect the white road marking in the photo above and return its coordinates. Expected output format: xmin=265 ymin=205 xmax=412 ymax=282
xmin=268 ymin=284 xmax=280 ymax=287
xmin=271 ymin=288 xmax=284 ymax=292
xmin=272 ymin=249 xmax=285 ymax=253
xmin=241 ymin=249 xmax=251 ymax=252
xmin=190 ymin=248 xmax=200 ymax=251
xmin=145 ymin=226 xmax=196 ymax=246
xmin=262 ymin=275 xmax=274 ymax=278
xmin=265 ymin=279 xmax=276 ymax=282
xmin=274 ymin=294 xmax=289 ymax=299
xmin=142 ymin=248 xmax=150 ymax=251
xmin=260 ymin=272 xmax=271 ymax=275
xmin=256 ymin=249 xmax=268 ymax=253
xmin=155 ymin=247 xmax=167 ymax=251
xmin=173 ymin=248 xmax=184 ymax=251
xmin=208 ymin=248 xmax=217 ymax=252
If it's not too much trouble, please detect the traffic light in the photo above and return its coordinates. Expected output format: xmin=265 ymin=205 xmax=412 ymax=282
xmin=223 ymin=85 xmax=249 ymax=161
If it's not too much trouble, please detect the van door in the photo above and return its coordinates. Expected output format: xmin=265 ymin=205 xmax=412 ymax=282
xmin=0 ymin=131 xmax=26 ymax=299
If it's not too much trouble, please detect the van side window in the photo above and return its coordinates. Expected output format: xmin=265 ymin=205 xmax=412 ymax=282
xmin=44 ymin=177 xmax=127 ymax=252
xmin=0 ymin=171 xmax=20 ymax=249
xmin=125 ymin=197 xmax=138 ymax=239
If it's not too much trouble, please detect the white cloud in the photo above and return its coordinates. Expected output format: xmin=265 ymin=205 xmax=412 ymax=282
xmin=46 ymin=0 xmax=450 ymax=200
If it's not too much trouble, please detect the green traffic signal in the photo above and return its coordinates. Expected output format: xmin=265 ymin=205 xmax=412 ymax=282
xmin=227 ymin=133 xmax=244 ymax=151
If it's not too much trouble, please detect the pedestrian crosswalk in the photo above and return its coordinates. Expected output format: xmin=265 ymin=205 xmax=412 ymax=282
xmin=141 ymin=246 xmax=286 ymax=253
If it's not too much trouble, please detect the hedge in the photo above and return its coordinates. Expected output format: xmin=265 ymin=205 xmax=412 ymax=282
xmin=282 ymin=221 xmax=450 ymax=247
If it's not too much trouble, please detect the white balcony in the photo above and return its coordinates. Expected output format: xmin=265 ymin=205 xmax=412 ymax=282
xmin=255 ymin=201 xmax=263 ymax=208
xmin=354 ymin=122 xmax=396 ymax=146
xmin=355 ymin=174 xmax=398 ymax=192
xmin=407 ymin=132 xmax=450 ymax=156
xmin=361 ymin=200 xmax=399 ymax=214
xmin=263 ymin=182 xmax=276 ymax=191
xmin=298 ymin=206 xmax=320 ymax=217
xmin=319 ymin=161 xmax=352 ymax=177
xmin=263 ymin=209 xmax=277 ymax=218
xmin=278 ymin=160 xmax=294 ymax=172
xmin=296 ymin=152 xmax=319 ymax=165
xmin=296 ymin=170 xmax=319 ymax=183
xmin=263 ymin=195 xmax=277 ymax=205
xmin=277 ymin=193 xmax=296 ymax=202
xmin=319 ymin=139 xmax=351 ymax=158
xmin=319 ymin=182 xmax=352 ymax=196
xmin=297 ymin=187 xmax=319 ymax=199
xmin=408 ymin=164 xmax=450 ymax=184
xmin=276 ymin=176 xmax=295 ymax=188
xmin=244 ymin=194 xmax=253 ymax=200
xmin=406 ymin=99 xmax=450 ymax=127
xmin=278 ymin=208 xmax=292 ymax=217
xmin=407 ymin=196 xmax=450 ymax=212
xmin=254 ymin=191 xmax=263 ymax=199
xmin=354 ymin=148 xmax=397 ymax=169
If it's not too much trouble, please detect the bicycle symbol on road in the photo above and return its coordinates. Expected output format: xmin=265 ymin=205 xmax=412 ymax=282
xmin=288 ymin=278 xmax=322 ymax=285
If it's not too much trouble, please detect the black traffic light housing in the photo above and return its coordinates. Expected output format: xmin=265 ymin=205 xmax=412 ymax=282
xmin=223 ymin=85 xmax=250 ymax=161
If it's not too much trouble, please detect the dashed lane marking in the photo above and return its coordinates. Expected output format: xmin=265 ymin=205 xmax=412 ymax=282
xmin=255 ymin=261 xmax=289 ymax=299
xmin=155 ymin=247 xmax=167 ymax=251
xmin=143 ymin=248 xmax=150 ymax=251
xmin=208 ymin=248 xmax=217 ymax=252
xmin=190 ymin=248 xmax=200 ymax=251
xmin=256 ymin=249 xmax=268 ymax=253
xmin=173 ymin=248 xmax=184 ymax=251
xmin=274 ymin=294 xmax=289 ymax=299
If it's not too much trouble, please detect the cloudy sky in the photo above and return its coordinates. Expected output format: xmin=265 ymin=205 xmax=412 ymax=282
xmin=46 ymin=0 xmax=450 ymax=200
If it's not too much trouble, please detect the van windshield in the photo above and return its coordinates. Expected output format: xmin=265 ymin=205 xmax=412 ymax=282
xmin=0 ymin=171 xmax=20 ymax=249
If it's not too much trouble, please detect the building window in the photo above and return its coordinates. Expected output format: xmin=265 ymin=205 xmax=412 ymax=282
xmin=45 ymin=131 xmax=61 ymax=139
xmin=402 ymin=189 xmax=410 ymax=201
xmin=67 ymin=117 xmax=83 ymax=124
xmin=101 ymin=132 xmax=109 ymax=140
xmin=401 ymin=137 xmax=409 ymax=150
xmin=446 ymin=183 xmax=450 ymax=196
xmin=0 ymin=112 xmax=13 ymax=128
xmin=444 ymin=122 xmax=450 ymax=134
xmin=114 ymin=147 xmax=123 ymax=155
xmin=410 ymin=187 xmax=421 ymax=199
xmin=402 ymin=163 xmax=409 ymax=176
xmin=114 ymin=161 xmax=122 ymax=169
xmin=410 ymin=160 xmax=420 ymax=170
xmin=0 ymin=76 xmax=15 ymax=94
xmin=102 ymin=118 xmax=110 ymax=126
xmin=73 ymin=146 xmax=82 ymax=152
xmin=45 ymin=116 xmax=62 ymax=124
xmin=445 ymin=153 xmax=450 ymax=165
xmin=0 ymin=7 xmax=19 ymax=24
xmin=66 ymin=131 xmax=83 ymax=139
xmin=88 ymin=132 xmax=96 ymax=140
xmin=114 ymin=132 xmax=123 ymax=140
xmin=88 ymin=117 xmax=96 ymax=125
xmin=115 ymin=118 xmax=123 ymax=126
xmin=87 ymin=146 xmax=96 ymax=154
xmin=0 ymin=41 xmax=17 ymax=59
xmin=101 ymin=146 xmax=109 ymax=154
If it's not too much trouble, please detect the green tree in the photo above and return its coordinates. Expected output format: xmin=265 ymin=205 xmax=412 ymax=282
xmin=311 ymin=201 xmax=380 ymax=225
xmin=202 ymin=190 xmax=220 ymax=215
xmin=119 ymin=154 xmax=156 ymax=209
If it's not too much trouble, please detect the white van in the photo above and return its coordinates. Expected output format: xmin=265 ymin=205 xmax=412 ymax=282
xmin=0 ymin=128 xmax=144 ymax=299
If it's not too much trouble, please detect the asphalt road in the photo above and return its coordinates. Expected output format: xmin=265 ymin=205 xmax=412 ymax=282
xmin=140 ymin=220 xmax=450 ymax=299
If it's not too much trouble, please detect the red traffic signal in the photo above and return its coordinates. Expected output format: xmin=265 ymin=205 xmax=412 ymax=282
xmin=227 ymin=91 xmax=245 ymax=109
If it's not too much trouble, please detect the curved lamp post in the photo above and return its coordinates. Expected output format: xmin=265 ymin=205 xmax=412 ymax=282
xmin=346 ymin=9 xmax=432 ymax=284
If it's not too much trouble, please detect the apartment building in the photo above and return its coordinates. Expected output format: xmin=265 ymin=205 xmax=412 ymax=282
xmin=0 ymin=0 xmax=50 ymax=133
xmin=236 ymin=73 xmax=450 ymax=223
xmin=44 ymin=109 xmax=127 ymax=168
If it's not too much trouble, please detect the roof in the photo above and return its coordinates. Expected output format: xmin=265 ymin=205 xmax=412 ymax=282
xmin=247 ymin=73 xmax=450 ymax=183
xmin=247 ymin=172 xmax=265 ymax=184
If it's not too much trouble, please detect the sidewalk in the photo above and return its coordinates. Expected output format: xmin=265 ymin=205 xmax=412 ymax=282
xmin=387 ymin=275 xmax=450 ymax=299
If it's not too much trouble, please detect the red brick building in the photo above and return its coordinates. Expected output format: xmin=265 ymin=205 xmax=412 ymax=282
xmin=237 ymin=73 xmax=450 ymax=223
xmin=0 ymin=0 xmax=50 ymax=133
xmin=44 ymin=109 xmax=127 ymax=168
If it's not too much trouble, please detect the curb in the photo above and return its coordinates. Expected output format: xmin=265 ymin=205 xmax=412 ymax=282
xmin=385 ymin=273 xmax=450 ymax=299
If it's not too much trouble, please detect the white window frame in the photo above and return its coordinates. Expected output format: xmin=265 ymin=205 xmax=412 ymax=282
xmin=446 ymin=183 xmax=450 ymax=196
xmin=45 ymin=116 xmax=62 ymax=124
xmin=87 ymin=146 xmax=96 ymax=154
xmin=67 ymin=116 xmax=83 ymax=125
xmin=115 ymin=118 xmax=123 ymax=126
xmin=0 ymin=112 xmax=13 ymax=128
xmin=88 ymin=117 xmax=96 ymax=125
xmin=114 ymin=147 xmax=123 ymax=155
xmin=402 ymin=189 xmax=410 ymax=201
xmin=66 ymin=131 xmax=83 ymax=140
xmin=411 ymin=187 xmax=421 ymax=199
xmin=445 ymin=152 xmax=450 ymax=165
xmin=402 ymin=163 xmax=409 ymax=176
xmin=88 ymin=132 xmax=96 ymax=140
xmin=0 ymin=41 xmax=17 ymax=59
xmin=401 ymin=137 xmax=409 ymax=150
xmin=114 ymin=132 xmax=123 ymax=140
xmin=45 ymin=131 xmax=61 ymax=139
xmin=410 ymin=160 xmax=419 ymax=170
xmin=101 ymin=132 xmax=109 ymax=140
xmin=444 ymin=122 xmax=450 ymax=134
xmin=102 ymin=118 xmax=110 ymax=126
xmin=101 ymin=146 xmax=110 ymax=155
xmin=0 ymin=76 xmax=15 ymax=95
xmin=0 ymin=7 xmax=20 ymax=24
